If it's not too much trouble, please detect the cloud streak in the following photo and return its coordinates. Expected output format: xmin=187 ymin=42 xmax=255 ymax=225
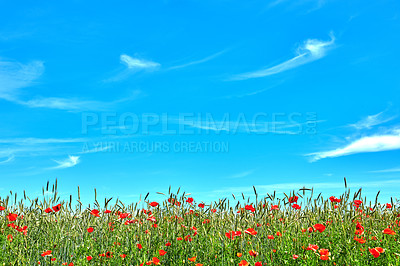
xmin=0 ymin=154 xmax=15 ymax=164
xmin=15 ymin=90 xmax=142 ymax=111
xmin=230 ymin=170 xmax=254 ymax=179
xmin=168 ymin=50 xmax=226 ymax=70
xmin=230 ymin=33 xmax=335 ymax=80
xmin=307 ymin=129 xmax=400 ymax=161
xmin=104 ymin=55 xmax=160 ymax=82
xmin=0 ymin=60 xmax=44 ymax=101
xmin=369 ymin=167 xmax=400 ymax=173
xmin=51 ymin=155 xmax=80 ymax=169
xmin=120 ymin=54 xmax=160 ymax=70
xmin=1 ymin=59 xmax=141 ymax=111
xmin=0 ymin=137 xmax=87 ymax=145
xmin=349 ymin=110 xmax=396 ymax=130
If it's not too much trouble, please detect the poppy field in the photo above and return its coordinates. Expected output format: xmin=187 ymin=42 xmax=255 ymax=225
xmin=1 ymin=179 xmax=399 ymax=265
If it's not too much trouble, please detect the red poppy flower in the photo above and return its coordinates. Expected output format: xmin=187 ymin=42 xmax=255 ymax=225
xmin=184 ymin=235 xmax=192 ymax=241
xmin=271 ymin=205 xmax=279 ymax=210
xmin=354 ymin=236 xmax=366 ymax=244
xmin=386 ymin=203 xmax=392 ymax=209
xmin=52 ymin=204 xmax=61 ymax=212
xmin=120 ymin=254 xmax=126 ymax=258
xmin=0 ymin=206 xmax=5 ymax=211
xmin=292 ymin=204 xmax=301 ymax=210
xmin=44 ymin=208 xmax=53 ymax=213
xmin=293 ymin=254 xmax=299 ymax=259
xmin=314 ymin=224 xmax=326 ymax=233
xmin=149 ymin=202 xmax=159 ymax=207
xmin=267 ymin=235 xmax=274 ymax=239
xmin=198 ymin=203 xmax=205 ymax=208
xmin=306 ymin=244 xmax=319 ymax=251
xmin=248 ymin=250 xmax=259 ymax=257
xmin=152 ymin=257 xmax=160 ymax=265
xmin=238 ymin=260 xmax=249 ymax=266
xmin=186 ymin=197 xmax=194 ymax=203
xmin=7 ymin=213 xmax=18 ymax=222
xmin=104 ymin=210 xmax=111 ymax=213
xmin=255 ymin=262 xmax=262 ymax=266
xmin=159 ymin=250 xmax=167 ymax=256
xmin=276 ymin=231 xmax=282 ymax=236
xmin=245 ymin=205 xmax=256 ymax=212
xmin=137 ymin=243 xmax=143 ymax=249
xmin=41 ymin=250 xmax=52 ymax=257
xmin=188 ymin=256 xmax=196 ymax=262
xmin=105 ymin=251 xmax=113 ymax=258
xmin=119 ymin=213 xmax=130 ymax=219
xmin=237 ymin=253 xmax=243 ymax=257
xmin=165 ymin=242 xmax=171 ymax=246
xmin=353 ymin=200 xmax=362 ymax=207
xmin=369 ymin=248 xmax=382 ymax=258
xmin=87 ymin=227 xmax=94 ymax=233
xmin=90 ymin=209 xmax=100 ymax=217
xmin=245 ymin=228 xmax=257 ymax=236
xmin=383 ymin=228 xmax=396 ymax=235
xmin=86 ymin=256 xmax=92 ymax=261
xmin=319 ymin=249 xmax=330 ymax=256
xmin=329 ymin=196 xmax=341 ymax=203
xmin=356 ymin=222 xmax=364 ymax=230
xmin=288 ymin=196 xmax=298 ymax=203
xmin=225 ymin=230 xmax=241 ymax=239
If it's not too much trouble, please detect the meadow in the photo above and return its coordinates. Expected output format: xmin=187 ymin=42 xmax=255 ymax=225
xmin=0 ymin=178 xmax=399 ymax=265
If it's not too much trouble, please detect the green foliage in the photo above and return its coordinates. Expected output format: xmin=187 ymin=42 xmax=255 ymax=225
xmin=0 ymin=183 xmax=399 ymax=265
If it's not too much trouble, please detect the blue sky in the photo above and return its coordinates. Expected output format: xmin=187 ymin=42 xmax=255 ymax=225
xmin=1 ymin=0 xmax=400 ymax=206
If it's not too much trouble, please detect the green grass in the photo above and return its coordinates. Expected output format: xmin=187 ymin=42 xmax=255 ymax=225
xmin=1 ymin=179 xmax=399 ymax=265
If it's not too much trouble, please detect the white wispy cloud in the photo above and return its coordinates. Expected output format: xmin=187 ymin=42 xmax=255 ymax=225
xmin=1 ymin=59 xmax=140 ymax=111
xmin=51 ymin=155 xmax=80 ymax=169
xmin=120 ymin=54 xmax=160 ymax=70
xmin=104 ymin=55 xmax=160 ymax=82
xmin=222 ymin=87 xmax=272 ymax=99
xmin=369 ymin=167 xmax=400 ymax=173
xmin=266 ymin=0 xmax=328 ymax=13
xmin=307 ymin=129 xmax=400 ymax=162
xmin=16 ymin=90 xmax=142 ymax=111
xmin=230 ymin=33 xmax=335 ymax=80
xmin=0 ymin=59 xmax=44 ymax=101
xmin=230 ymin=170 xmax=254 ymax=179
xmin=349 ymin=110 xmax=396 ymax=130
xmin=221 ymin=82 xmax=285 ymax=99
xmin=168 ymin=50 xmax=226 ymax=70
xmin=0 ymin=138 xmax=86 ymax=162
xmin=0 ymin=137 xmax=87 ymax=145
xmin=0 ymin=154 xmax=15 ymax=164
